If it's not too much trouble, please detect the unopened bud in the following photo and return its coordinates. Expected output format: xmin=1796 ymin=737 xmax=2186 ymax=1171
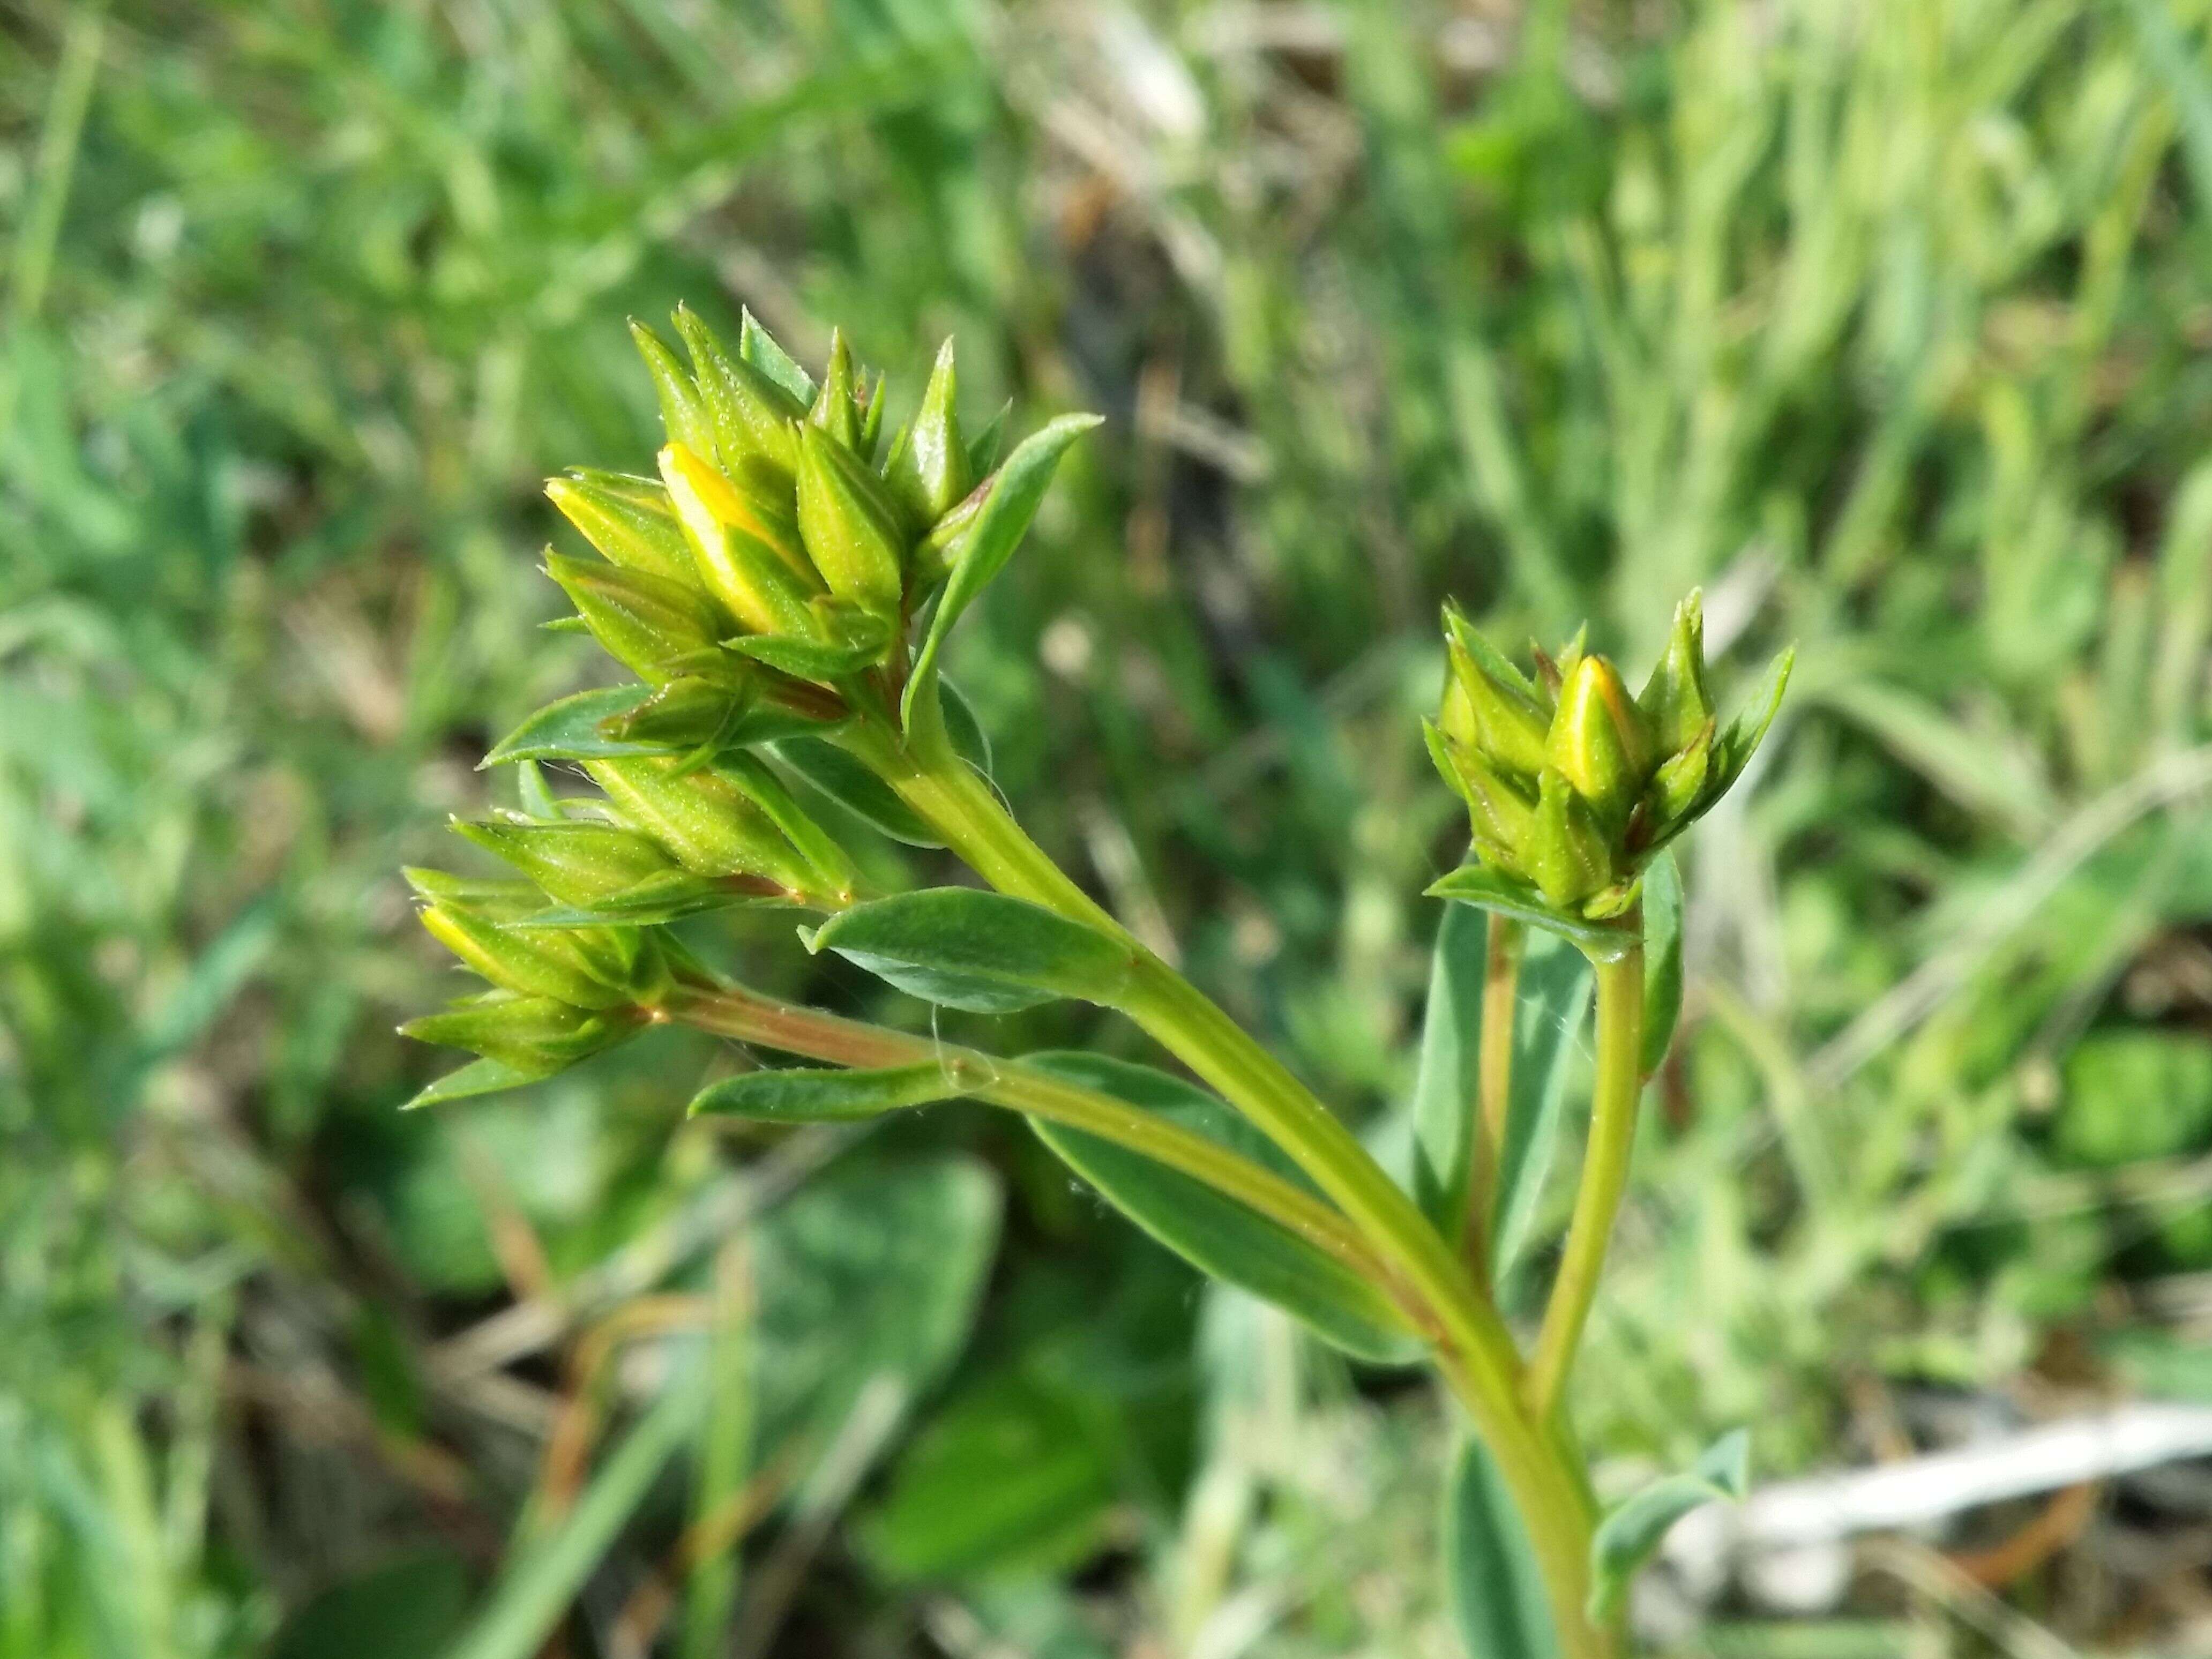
xmin=673 ymin=302 xmax=803 ymax=477
xmin=660 ymin=442 xmax=824 ymax=637
xmin=1527 ymin=767 xmax=1615 ymax=907
xmin=453 ymin=818 xmax=682 ymax=909
xmin=1638 ymin=590 xmax=1713 ymax=755
xmin=1646 ymin=718 xmax=1714 ymax=831
xmin=1441 ymin=608 xmax=1551 ymax=780
xmin=545 ymin=472 xmax=698 ymax=588
xmin=796 ymin=423 xmax=908 ymax=616
xmin=584 ymin=756 xmax=823 ymax=894
xmin=1547 ymin=654 xmax=1654 ymax=824
xmin=631 ymin=320 xmax=719 ymax=463
xmin=545 ymin=551 xmax=721 ymax=683
xmin=401 ymin=992 xmax=645 ymax=1073
xmin=807 ymin=329 xmax=866 ymax=452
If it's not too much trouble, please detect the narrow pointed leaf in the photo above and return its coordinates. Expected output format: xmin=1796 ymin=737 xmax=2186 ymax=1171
xmin=1025 ymin=1053 xmax=1422 ymax=1363
xmin=902 ymin=414 xmax=1102 ymax=728
xmin=482 ymin=685 xmax=659 ymax=769
xmin=774 ymin=737 xmax=944 ymax=846
xmin=1445 ymin=1434 xmax=1560 ymax=1659
xmin=939 ymin=679 xmax=993 ymax=775
xmin=726 ymin=627 xmax=887 ymax=681
xmin=1428 ymin=864 xmax=1638 ymax=961
xmin=403 ymin=1056 xmax=554 ymax=1110
xmin=1639 ymin=851 xmax=1685 ymax=1075
xmin=690 ymin=1063 xmax=966 ymax=1121
xmin=805 ymin=889 xmax=1134 ymax=1014
xmin=1588 ymin=1430 xmax=1750 ymax=1624
xmin=964 ymin=400 xmax=1010 ymax=479
xmin=1490 ymin=937 xmax=1592 ymax=1287
xmin=1408 ymin=901 xmax=1490 ymax=1241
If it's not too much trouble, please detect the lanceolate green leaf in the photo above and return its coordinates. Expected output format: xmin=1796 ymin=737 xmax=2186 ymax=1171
xmin=1444 ymin=1434 xmax=1560 ymax=1659
xmin=1491 ymin=937 xmax=1592 ymax=1288
xmin=1025 ymin=1053 xmax=1423 ymax=1364
xmin=1409 ymin=901 xmax=1490 ymax=1240
xmin=689 ymin=1063 xmax=963 ymax=1121
xmin=482 ymin=685 xmax=661 ymax=766
xmin=1639 ymin=850 xmax=1685 ymax=1075
xmin=403 ymin=1056 xmax=554 ymax=1110
xmin=1588 ymin=1429 xmax=1750 ymax=1623
xmin=774 ymin=736 xmax=945 ymax=846
xmin=1428 ymin=863 xmax=1639 ymax=961
xmin=901 ymin=413 xmax=1102 ymax=728
xmin=805 ymin=889 xmax=1134 ymax=1014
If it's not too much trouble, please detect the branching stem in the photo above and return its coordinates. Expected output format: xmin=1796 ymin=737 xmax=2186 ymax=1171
xmin=660 ymin=982 xmax=1393 ymax=1294
xmin=841 ymin=707 xmax=1615 ymax=1657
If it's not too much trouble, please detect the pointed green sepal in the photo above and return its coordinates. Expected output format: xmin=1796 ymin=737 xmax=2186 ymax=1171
xmin=806 ymin=328 xmax=865 ymax=452
xmin=885 ymin=338 xmax=972 ymax=525
xmin=1527 ymin=766 xmax=1615 ymax=906
xmin=674 ymin=301 xmax=803 ymax=476
xmin=1638 ymin=589 xmax=1714 ymax=755
xmin=630 ymin=320 xmax=718 ymax=460
xmin=901 ymin=413 xmax=1103 ymax=728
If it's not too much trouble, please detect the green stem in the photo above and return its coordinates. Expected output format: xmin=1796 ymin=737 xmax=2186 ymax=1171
xmin=1467 ymin=914 xmax=1525 ymax=1276
xmin=1526 ymin=942 xmax=1645 ymax=1422
xmin=846 ymin=715 xmax=1612 ymax=1656
xmin=660 ymin=982 xmax=1393 ymax=1294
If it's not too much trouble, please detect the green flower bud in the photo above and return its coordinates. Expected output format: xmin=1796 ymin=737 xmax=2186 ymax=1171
xmin=1432 ymin=729 xmax=1540 ymax=880
xmin=1527 ymin=766 xmax=1615 ymax=907
xmin=1546 ymin=654 xmax=1654 ymax=825
xmin=544 ymin=550 xmax=722 ymax=683
xmin=1638 ymin=589 xmax=1713 ymax=755
xmin=1441 ymin=608 xmax=1552 ymax=781
xmin=401 ymin=992 xmax=645 ymax=1074
xmin=406 ymin=867 xmax=664 ymax=1004
xmin=584 ymin=756 xmax=824 ymax=894
xmin=453 ymin=818 xmax=682 ymax=909
xmin=807 ymin=328 xmax=866 ymax=453
xmin=545 ymin=472 xmax=698 ymax=587
xmin=630 ymin=320 xmax=719 ymax=463
xmin=659 ymin=442 xmax=824 ymax=637
xmin=672 ymin=302 xmax=803 ymax=477
xmin=419 ymin=900 xmax=644 ymax=1009
xmin=796 ymin=423 xmax=908 ymax=617
xmin=884 ymin=339 xmax=972 ymax=525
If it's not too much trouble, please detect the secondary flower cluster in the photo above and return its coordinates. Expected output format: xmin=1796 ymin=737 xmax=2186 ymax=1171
xmin=400 ymin=308 xmax=1068 ymax=1102
xmin=1426 ymin=593 xmax=1791 ymax=918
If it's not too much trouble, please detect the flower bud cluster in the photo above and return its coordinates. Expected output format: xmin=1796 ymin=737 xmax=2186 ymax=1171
xmin=1426 ymin=592 xmax=1791 ymax=918
xmin=548 ymin=307 xmax=991 ymax=724
xmin=403 ymin=308 xmax=1068 ymax=1103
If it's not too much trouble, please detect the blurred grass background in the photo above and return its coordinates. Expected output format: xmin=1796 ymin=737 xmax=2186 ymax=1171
xmin=8 ymin=0 xmax=2212 ymax=1653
